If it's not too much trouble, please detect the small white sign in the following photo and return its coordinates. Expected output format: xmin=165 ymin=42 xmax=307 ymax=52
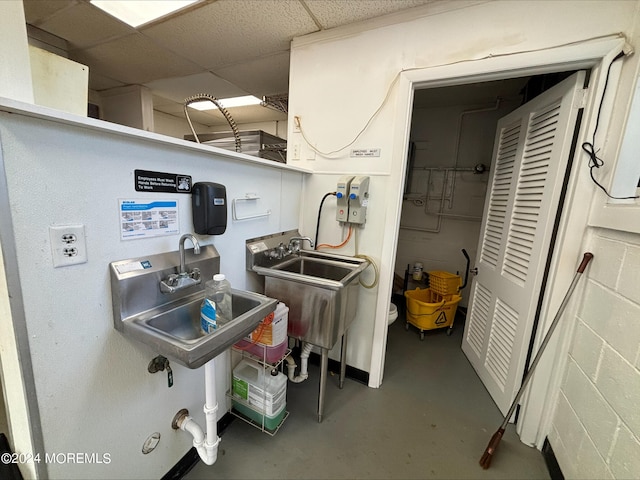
xmin=119 ymin=199 xmax=179 ymax=240
xmin=350 ymin=148 xmax=381 ymax=158
xmin=115 ymin=261 xmax=148 ymax=274
xmin=249 ymin=241 xmax=269 ymax=253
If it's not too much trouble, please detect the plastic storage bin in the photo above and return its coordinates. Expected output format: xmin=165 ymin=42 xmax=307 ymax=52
xmin=232 ymin=358 xmax=287 ymax=431
xmin=427 ymin=271 xmax=462 ymax=296
xmin=404 ymin=288 xmax=461 ymax=339
xmin=234 ymin=303 xmax=288 ymax=363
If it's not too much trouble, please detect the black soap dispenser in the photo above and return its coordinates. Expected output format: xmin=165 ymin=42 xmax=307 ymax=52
xmin=192 ymin=182 xmax=227 ymax=235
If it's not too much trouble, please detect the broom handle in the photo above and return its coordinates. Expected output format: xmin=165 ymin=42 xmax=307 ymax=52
xmin=500 ymin=252 xmax=593 ymax=428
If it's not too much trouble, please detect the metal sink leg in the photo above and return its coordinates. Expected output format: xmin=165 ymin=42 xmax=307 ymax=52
xmin=318 ymin=348 xmax=328 ymax=423
xmin=317 ymin=331 xmax=348 ymax=423
xmin=339 ymin=330 xmax=348 ymax=389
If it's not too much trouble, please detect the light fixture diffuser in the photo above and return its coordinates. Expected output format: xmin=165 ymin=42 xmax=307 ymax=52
xmin=91 ymin=0 xmax=199 ymax=28
xmin=188 ymin=96 xmax=262 ymax=111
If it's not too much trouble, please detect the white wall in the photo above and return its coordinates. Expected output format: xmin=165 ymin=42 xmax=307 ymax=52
xmin=0 ymin=0 xmax=33 ymax=103
xmin=549 ymin=228 xmax=640 ymax=478
xmin=153 ymin=110 xmax=209 ymax=139
xmin=0 ymin=103 xmax=304 ymax=479
xmin=288 ymin=0 xmax=640 ymax=476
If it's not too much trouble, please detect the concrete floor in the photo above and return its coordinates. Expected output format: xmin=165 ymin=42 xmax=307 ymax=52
xmin=186 ymin=308 xmax=550 ymax=480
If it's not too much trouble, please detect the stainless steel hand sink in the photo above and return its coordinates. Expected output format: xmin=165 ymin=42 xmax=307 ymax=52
xmin=110 ymin=245 xmax=276 ymax=369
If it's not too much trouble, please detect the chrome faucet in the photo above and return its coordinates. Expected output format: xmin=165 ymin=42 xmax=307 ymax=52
xmin=179 ymin=234 xmax=201 ymax=274
xmin=160 ymin=234 xmax=202 ymax=293
xmin=288 ymin=236 xmax=314 ymax=252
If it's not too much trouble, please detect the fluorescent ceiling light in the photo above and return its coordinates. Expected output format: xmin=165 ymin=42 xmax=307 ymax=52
xmin=91 ymin=0 xmax=198 ymax=28
xmin=188 ymin=96 xmax=263 ymax=111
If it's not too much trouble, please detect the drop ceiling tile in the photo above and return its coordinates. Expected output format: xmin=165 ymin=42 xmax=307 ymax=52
xmin=145 ymin=72 xmax=247 ymax=104
xmin=34 ymin=2 xmax=134 ymax=49
xmin=305 ymin=0 xmax=430 ymax=29
xmin=70 ymin=33 xmax=204 ymax=85
xmin=23 ymin=0 xmax=76 ymax=25
xmin=227 ymin=104 xmax=287 ymax=124
xmin=142 ymin=0 xmax=318 ymax=69
xmin=184 ymin=109 xmax=228 ymax=127
xmin=213 ymin=51 xmax=290 ymax=97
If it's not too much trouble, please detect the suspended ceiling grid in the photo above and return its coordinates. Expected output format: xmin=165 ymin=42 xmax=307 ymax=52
xmin=23 ymin=0 xmax=435 ymax=126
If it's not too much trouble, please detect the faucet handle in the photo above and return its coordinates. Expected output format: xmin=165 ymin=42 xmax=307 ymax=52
xmin=190 ymin=267 xmax=201 ymax=281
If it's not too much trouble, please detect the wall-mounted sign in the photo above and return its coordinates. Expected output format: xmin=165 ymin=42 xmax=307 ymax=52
xmin=119 ymin=199 xmax=179 ymax=240
xmin=135 ymin=169 xmax=192 ymax=193
xmin=350 ymin=148 xmax=381 ymax=158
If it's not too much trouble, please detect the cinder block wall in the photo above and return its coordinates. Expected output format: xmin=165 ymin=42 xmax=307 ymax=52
xmin=549 ymin=228 xmax=640 ymax=478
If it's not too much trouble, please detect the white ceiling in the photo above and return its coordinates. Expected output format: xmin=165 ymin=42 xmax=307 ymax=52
xmin=23 ymin=0 xmax=432 ymax=127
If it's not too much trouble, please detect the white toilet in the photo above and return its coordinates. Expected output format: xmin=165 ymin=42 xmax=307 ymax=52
xmin=388 ymin=302 xmax=398 ymax=325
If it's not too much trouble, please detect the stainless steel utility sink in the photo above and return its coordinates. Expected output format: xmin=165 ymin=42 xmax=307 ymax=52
xmin=110 ymin=245 xmax=276 ymax=369
xmin=246 ymin=232 xmax=369 ymax=350
xmin=246 ymin=230 xmax=370 ymax=423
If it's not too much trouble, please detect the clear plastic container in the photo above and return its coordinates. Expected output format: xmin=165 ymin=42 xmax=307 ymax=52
xmin=200 ymin=273 xmax=232 ymax=333
xmin=232 ymin=358 xmax=287 ymax=417
xmin=235 ymin=303 xmax=289 ymax=363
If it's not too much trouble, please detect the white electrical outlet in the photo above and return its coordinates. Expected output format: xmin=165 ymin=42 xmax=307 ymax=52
xmin=49 ymin=224 xmax=88 ymax=267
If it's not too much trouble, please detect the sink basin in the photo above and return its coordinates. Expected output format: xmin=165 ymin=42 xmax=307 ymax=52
xmin=110 ymin=246 xmax=277 ymax=369
xmin=246 ymin=232 xmax=369 ymax=350
xmin=125 ymin=289 xmax=276 ymax=368
xmin=252 ymin=250 xmax=369 ymax=290
xmin=271 ymin=255 xmax=354 ymax=282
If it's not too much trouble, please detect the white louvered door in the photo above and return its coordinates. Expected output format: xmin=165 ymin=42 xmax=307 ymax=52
xmin=461 ymin=72 xmax=585 ymax=416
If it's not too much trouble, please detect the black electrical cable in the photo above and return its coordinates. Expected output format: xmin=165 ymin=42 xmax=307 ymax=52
xmin=581 ymin=51 xmax=639 ymax=200
xmin=315 ymin=192 xmax=337 ymax=249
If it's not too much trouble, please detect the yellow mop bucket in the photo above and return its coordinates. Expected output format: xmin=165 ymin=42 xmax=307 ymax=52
xmin=404 ymin=288 xmax=461 ymax=332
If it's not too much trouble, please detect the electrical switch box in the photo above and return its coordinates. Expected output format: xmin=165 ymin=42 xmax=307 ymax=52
xmin=347 ymin=176 xmax=370 ymax=225
xmin=336 ymin=176 xmax=354 ymax=222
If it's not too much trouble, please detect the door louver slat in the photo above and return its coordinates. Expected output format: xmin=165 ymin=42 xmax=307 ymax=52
xmin=502 ymin=103 xmax=560 ymax=285
xmin=480 ymin=121 xmax=521 ymax=268
xmin=484 ymin=299 xmax=519 ymax=391
xmin=466 ymin=284 xmax=491 ymax=356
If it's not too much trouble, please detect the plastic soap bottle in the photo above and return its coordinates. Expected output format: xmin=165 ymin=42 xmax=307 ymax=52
xmin=201 ymin=273 xmax=232 ymax=334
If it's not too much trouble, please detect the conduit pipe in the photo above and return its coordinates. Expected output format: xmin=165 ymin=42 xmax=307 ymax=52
xmin=172 ymin=359 xmax=221 ymax=466
xmin=449 ymin=98 xmax=501 ymax=208
xmin=285 ymin=343 xmax=313 ymax=383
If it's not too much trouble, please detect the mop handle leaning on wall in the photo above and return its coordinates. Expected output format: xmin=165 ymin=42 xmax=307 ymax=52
xmin=479 ymin=252 xmax=594 ymax=470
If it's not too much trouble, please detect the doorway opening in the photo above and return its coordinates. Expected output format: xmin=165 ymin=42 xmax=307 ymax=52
xmin=391 ymin=70 xmax=578 ymax=418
